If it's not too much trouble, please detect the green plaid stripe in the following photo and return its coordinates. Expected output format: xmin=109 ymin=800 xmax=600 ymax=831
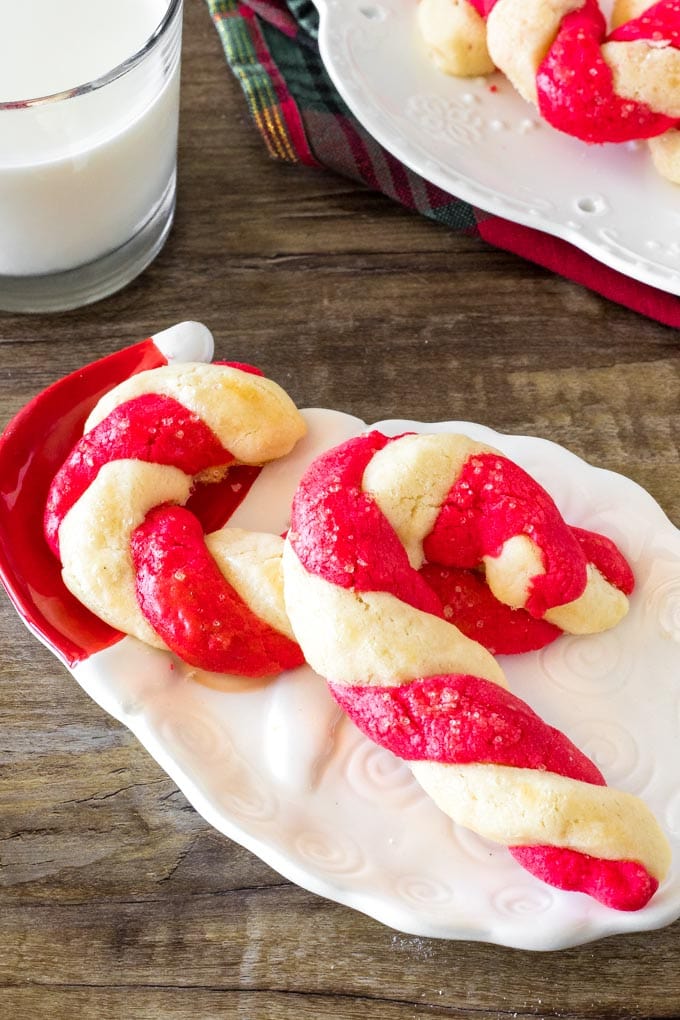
xmin=205 ymin=0 xmax=479 ymax=228
xmin=284 ymin=0 xmax=319 ymax=38
xmin=206 ymin=0 xmax=306 ymax=161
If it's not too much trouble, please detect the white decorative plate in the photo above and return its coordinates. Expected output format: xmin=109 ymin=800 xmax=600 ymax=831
xmin=313 ymin=0 xmax=680 ymax=296
xmin=1 ymin=324 xmax=679 ymax=950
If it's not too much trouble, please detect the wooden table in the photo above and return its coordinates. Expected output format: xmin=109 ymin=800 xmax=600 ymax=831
xmin=1 ymin=2 xmax=679 ymax=1017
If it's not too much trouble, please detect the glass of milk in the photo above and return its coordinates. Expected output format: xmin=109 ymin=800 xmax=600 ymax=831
xmin=0 ymin=0 xmax=183 ymax=312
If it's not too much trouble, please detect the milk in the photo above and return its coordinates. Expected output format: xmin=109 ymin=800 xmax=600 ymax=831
xmin=0 ymin=0 xmax=181 ymax=277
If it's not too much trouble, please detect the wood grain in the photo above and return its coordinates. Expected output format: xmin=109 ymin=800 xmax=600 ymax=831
xmin=0 ymin=1 xmax=679 ymax=1017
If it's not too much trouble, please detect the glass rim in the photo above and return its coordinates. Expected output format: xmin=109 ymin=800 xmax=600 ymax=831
xmin=0 ymin=0 xmax=183 ymax=111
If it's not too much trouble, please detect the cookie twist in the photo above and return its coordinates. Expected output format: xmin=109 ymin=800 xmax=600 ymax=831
xmin=282 ymin=431 xmax=670 ymax=909
xmin=45 ymin=361 xmax=307 ymax=678
xmin=418 ymin=0 xmax=680 ymax=181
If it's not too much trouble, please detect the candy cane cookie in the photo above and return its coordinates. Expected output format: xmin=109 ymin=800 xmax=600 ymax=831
xmin=282 ymin=431 xmax=670 ymax=909
xmin=45 ymin=361 xmax=307 ymax=679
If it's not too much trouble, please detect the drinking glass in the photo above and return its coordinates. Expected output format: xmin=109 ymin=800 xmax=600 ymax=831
xmin=0 ymin=0 xmax=183 ymax=313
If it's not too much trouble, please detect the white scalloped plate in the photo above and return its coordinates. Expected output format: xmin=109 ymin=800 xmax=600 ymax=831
xmin=2 ymin=326 xmax=680 ymax=950
xmin=313 ymin=0 xmax=680 ymax=295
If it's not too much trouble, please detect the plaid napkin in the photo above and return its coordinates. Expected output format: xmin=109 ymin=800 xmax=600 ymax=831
xmin=205 ymin=0 xmax=680 ymax=328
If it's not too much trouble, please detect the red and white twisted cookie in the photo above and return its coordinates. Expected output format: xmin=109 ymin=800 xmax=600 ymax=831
xmin=44 ymin=361 xmax=307 ymax=679
xmin=418 ymin=0 xmax=680 ymax=181
xmin=282 ymin=430 xmax=670 ymax=909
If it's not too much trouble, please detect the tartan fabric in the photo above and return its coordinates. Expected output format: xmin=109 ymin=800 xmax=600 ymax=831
xmin=205 ymin=0 xmax=680 ymax=327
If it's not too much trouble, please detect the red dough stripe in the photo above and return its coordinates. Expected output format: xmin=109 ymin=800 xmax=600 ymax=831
xmin=609 ymin=0 xmax=680 ymax=45
xmin=330 ymin=675 xmax=656 ymax=910
xmin=44 ymin=393 xmax=236 ymax=556
xmin=290 ymin=432 xmax=443 ymax=617
xmin=132 ymin=507 xmax=304 ymax=677
xmin=510 ymin=846 xmax=658 ymax=912
xmin=329 ymin=673 xmax=604 ymax=781
xmin=536 ymin=0 xmax=677 ymax=143
xmin=572 ymin=527 xmax=635 ymax=595
xmin=424 ymin=452 xmax=591 ymax=616
xmin=419 ymin=565 xmax=563 ymax=654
